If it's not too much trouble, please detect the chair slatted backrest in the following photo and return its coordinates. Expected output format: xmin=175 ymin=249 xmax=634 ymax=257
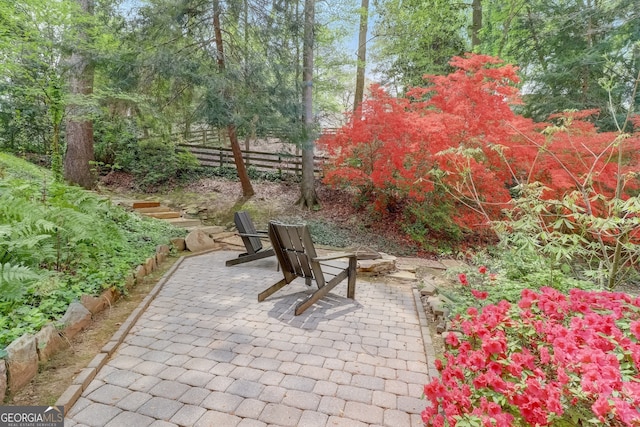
xmin=269 ymin=222 xmax=326 ymax=288
xmin=235 ymin=211 xmax=263 ymax=254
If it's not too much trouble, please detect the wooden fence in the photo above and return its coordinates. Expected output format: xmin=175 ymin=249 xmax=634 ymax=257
xmin=178 ymin=144 xmax=327 ymax=177
xmin=176 ymin=128 xmax=226 ymax=146
xmin=175 ymin=127 xmax=339 ymax=147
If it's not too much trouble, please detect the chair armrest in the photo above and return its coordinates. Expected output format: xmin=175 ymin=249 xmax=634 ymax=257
xmin=237 ymin=232 xmax=268 ymax=238
xmin=313 ymin=252 xmax=357 ymax=262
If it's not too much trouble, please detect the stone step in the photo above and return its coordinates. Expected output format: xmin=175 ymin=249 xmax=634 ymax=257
xmin=387 ymin=271 xmax=416 ymax=282
xmin=135 ymin=206 xmax=175 ymax=213
xmin=142 ymin=211 xmax=181 ymax=219
xmin=164 ymin=218 xmax=202 ymax=228
xmin=132 ymin=201 xmax=161 ymax=209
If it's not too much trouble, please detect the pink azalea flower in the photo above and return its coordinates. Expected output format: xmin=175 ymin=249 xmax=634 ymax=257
xmin=471 ymin=289 xmax=488 ymax=300
xmin=458 ymin=273 xmax=469 ymax=286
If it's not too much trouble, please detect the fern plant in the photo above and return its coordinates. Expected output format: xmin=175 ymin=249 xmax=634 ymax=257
xmin=0 ymin=153 xmax=186 ymax=349
xmin=0 ymin=262 xmax=42 ymax=301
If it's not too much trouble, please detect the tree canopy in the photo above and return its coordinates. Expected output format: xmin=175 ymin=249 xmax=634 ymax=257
xmin=0 ymin=0 xmax=638 ymax=192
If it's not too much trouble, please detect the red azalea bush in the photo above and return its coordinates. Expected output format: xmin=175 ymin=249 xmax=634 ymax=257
xmin=422 ymin=287 xmax=640 ymax=426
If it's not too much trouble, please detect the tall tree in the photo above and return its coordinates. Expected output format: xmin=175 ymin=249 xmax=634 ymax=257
xmin=353 ymin=0 xmax=369 ymax=112
xmin=0 ymin=1 xmax=70 ymax=158
xmin=297 ymin=0 xmax=318 ymax=208
xmin=470 ymin=0 xmax=482 ymax=49
xmin=479 ymin=0 xmax=640 ymax=129
xmin=212 ymin=0 xmax=254 ymax=198
xmin=64 ymin=0 xmax=96 ymax=189
xmin=372 ymin=0 xmax=467 ymax=89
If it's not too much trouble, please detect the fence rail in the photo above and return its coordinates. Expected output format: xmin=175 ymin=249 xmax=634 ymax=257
xmin=179 ymin=144 xmax=326 ymax=177
xmin=174 ymin=127 xmax=339 ymax=147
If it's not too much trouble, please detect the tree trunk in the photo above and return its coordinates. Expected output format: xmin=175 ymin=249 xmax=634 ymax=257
xmin=213 ymin=0 xmax=254 ymax=198
xmin=353 ymin=0 xmax=369 ymax=113
xmin=297 ymin=0 xmax=318 ymax=208
xmin=471 ymin=0 xmax=482 ymax=49
xmin=64 ymin=0 xmax=95 ymax=189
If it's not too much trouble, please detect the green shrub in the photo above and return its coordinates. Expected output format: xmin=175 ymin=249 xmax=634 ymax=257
xmin=400 ymin=195 xmax=463 ymax=253
xmin=120 ymin=137 xmax=200 ymax=190
xmin=0 ymin=153 xmax=185 ymax=349
xmin=441 ymin=247 xmax=597 ymax=317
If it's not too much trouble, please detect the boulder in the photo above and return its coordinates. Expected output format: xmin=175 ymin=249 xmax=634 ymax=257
xmin=134 ymin=264 xmax=147 ymax=282
xmin=170 ymin=237 xmax=186 ymax=251
xmin=198 ymin=226 xmax=226 ymax=236
xmin=357 ymin=253 xmax=396 ymax=275
xmin=145 ymin=256 xmax=156 ymax=274
xmin=101 ymin=288 xmax=119 ymax=305
xmin=156 ymin=252 xmax=166 ymax=265
xmin=0 ymin=359 xmax=6 ymax=401
xmin=156 ymin=244 xmax=170 ymax=265
xmin=156 ymin=244 xmax=170 ymax=256
xmin=6 ymin=334 xmax=38 ymax=392
xmin=35 ymin=323 xmax=64 ymax=362
xmin=184 ymin=229 xmax=220 ymax=253
xmin=60 ymin=302 xmax=91 ymax=339
xmin=81 ymin=294 xmax=107 ymax=315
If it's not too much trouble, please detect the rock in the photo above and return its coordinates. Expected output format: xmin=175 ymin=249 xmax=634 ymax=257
xmin=81 ymin=294 xmax=107 ymax=315
xmin=198 ymin=226 xmax=226 ymax=236
xmin=387 ymin=271 xmax=416 ymax=282
xmin=156 ymin=252 xmax=166 ymax=265
xmin=210 ymin=231 xmax=236 ymax=241
xmin=125 ymin=274 xmax=135 ymax=290
xmin=170 ymin=237 xmax=186 ymax=251
xmin=6 ymin=334 xmax=38 ymax=392
xmin=101 ymin=288 xmax=119 ymax=306
xmin=397 ymin=264 xmax=417 ymax=273
xmin=344 ymin=246 xmax=381 ymax=260
xmin=156 ymin=244 xmax=170 ymax=256
xmin=185 ymin=229 xmax=221 ymax=253
xmin=135 ymin=264 xmax=147 ymax=282
xmin=60 ymin=302 xmax=91 ymax=339
xmin=145 ymin=256 xmax=156 ymax=274
xmin=184 ymin=205 xmax=201 ymax=216
xmin=0 ymin=359 xmax=6 ymax=401
xmin=35 ymin=323 xmax=64 ymax=362
xmin=357 ymin=253 xmax=397 ymax=275
xmin=427 ymin=296 xmax=444 ymax=318
xmin=419 ymin=282 xmax=437 ymax=296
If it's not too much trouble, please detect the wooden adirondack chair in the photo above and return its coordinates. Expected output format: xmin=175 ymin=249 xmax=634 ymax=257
xmin=225 ymin=211 xmax=275 ymax=266
xmin=258 ymin=221 xmax=357 ymax=315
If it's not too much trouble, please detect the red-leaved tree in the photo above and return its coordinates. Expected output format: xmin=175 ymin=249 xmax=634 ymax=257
xmin=321 ymin=54 xmax=640 ymax=238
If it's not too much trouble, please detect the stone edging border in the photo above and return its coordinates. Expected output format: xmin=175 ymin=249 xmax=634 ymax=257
xmin=53 ymin=254 xmax=187 ymax=414
xmin=412 ymin=288 xmax=440 ymax=381
xmin=0 ymin=241 xmax=184 ymax=404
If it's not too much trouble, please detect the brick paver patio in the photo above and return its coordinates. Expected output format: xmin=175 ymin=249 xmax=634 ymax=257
xmin=64 ymin=251 xmax=434 ymax=427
